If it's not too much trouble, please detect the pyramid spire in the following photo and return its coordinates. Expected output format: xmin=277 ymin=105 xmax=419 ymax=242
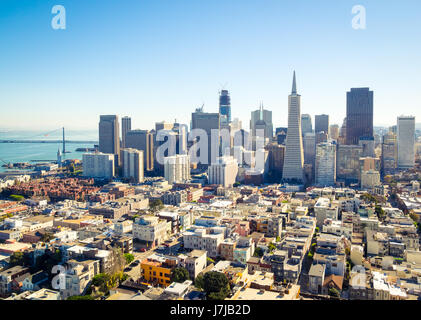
xmin=292 ymin=71 xmax=297 ymax=95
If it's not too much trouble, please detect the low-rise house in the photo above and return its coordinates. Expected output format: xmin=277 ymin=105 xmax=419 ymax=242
xmin=177 ymin=250 xmax=207 ymax=280
xmin=308 ymin=264 xmax=325 ymax=294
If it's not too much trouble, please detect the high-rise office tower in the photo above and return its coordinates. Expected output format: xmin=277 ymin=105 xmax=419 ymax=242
xmin=346 ymin=88 xmax=373 ymax=145
xmin=301 ymin=114 xmax=313 ymax=136
xmin=329 ymin=124 xmax=340 ymax=141
xmin=207 ymin=156 xmax=239 ymax=188
xmin=83 ymin=152 xmax=115 ymax=179
xmin=125 ymin=130 xmax=154 ymax=171
xmin=99 ymin=115 xmax=121 ymax=167
xmin=315 ymin=114 xmax=329 ymax=134
xmin=397 ymin=116 xmax=416 ymax=169
xmin=381 ymin=131 xmax=397 ymax=175
xmin=315 ymin=141 xmax=336 ymax=187
xmin=164 ymin=154 xmax=191 ymax=184
xmin=250 ymin=105 xmax=273 ymax=140
xmin=266 ymin=143 xmax=285 ymax=180
xmin=121 ymin=116 xmax=131 ymax=149
xmin=359 ymin=136 xmax=375 ymax=157
xmin=122 ymin=148 xmax=144 ymax=183
xmin=303 ymin=133 xmax=316 ymax=165
xmin=282 ymin=72 xmax=304 ymax=182
xmin=191 ymin=107 xmax=220 ymax=165
xmin=219 ymin=90 xmax=231 ymax=127
xmin=336 ymin=144 xmax=363 ymax=184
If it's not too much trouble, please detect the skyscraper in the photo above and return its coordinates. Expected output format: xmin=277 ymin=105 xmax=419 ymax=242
xmin=315 ymin=141 xmax=336 ymax=187
xmin=121 ymin=116 xmax=131 ymax=149
xmin=250 ymin=105 xmax=273 ymax=140
xmin=208 ymin=156 xmax=238 ymax=188
xmin=266 ymin=142 xmax=285 ymax=181
xmin=83 ymin=152 xmax=115 ymax=179
xmin=122 ymin=148 xmax=144 ymax=183
xmin=329 ymin=124 xmax=340 ymax=141
xmin=219 ymin=90 xmax=231 ymax=126
xmin=336 ymin=144 xmax=363 ymax=184
xmin=397 ymin=116 xmax=416 ymax=169
xmin=301 ymin=114 xmax=313 ymax=136
xmin=346 ymin=88 xmax=373 ymax=145
xmin=315 ymin=114 xmax=329 ymax=134
xmin=99 ymin=115 xmax=121 ymax=167
xmin=125 ymin=130 xmax=154 ymax=171
xmin=381 ymin=131 xmax=397 ymax=175
xmin=282 ymin=72 xmax=304 ymax=182
xmin=303 ymin=133 xmax=316 ymax=165
xmin=191 ymin=107 xmax=220 ymax=165
xmin=164 ymin=154 xmax=191 ymax=184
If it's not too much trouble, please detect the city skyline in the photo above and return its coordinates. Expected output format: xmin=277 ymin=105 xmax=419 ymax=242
xmin=1 ymin=0 xmax=421 ymax=130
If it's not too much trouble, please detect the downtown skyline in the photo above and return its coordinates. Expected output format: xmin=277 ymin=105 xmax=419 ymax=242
xmin=1 ymin=0 xmax=421 ymax=131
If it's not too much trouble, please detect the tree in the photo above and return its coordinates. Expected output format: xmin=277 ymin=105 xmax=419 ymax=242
xmin=206 ymin=257 xmax=215 ymax=266
xmin=375 ymin=205 xmax=386 ymax=221
xmin=195 ymin=274 xmax=205 ymax=290
xmin=171 ymin=267 xmax=190 ymax=283
xmin=328 ymin=287 xmax=340 ymax=298
xmin=92 ymin=273 xmax=112 ymax=293
xmin=268 ymin=242 xmax=276 ymax=253
xmin=124 ymin=253 xmax=134 ymax=265
xmin=9 ymin=194 xmax=24 ymax=202
xmin=40 ymin=233 xmax=55 ymax=242
xmin=253 ymin=247 xmax=264 ymax=257
xmin=149 ymin=199 xmax=164 ymax=213
xmin=203 ymin=271 xmax=230 ymax=301
xmin=9 ymin=252 xmax=25 ymax=266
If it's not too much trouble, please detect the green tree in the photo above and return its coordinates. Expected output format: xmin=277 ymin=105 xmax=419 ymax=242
xmin=195 ymin=274 xmax=205 ymax=290
xmin=203 ymin=271 xmax=231 ymax=301
xmin=375 ymin=205 xmax=386 ymax=220
xmin=92 ymin=273 xmax=112 ymax=293
xmin=328 ymin=287 xmax=340 ymax=298
xmin=9 ymin=194 xmax=24 ymax=202
xmin=9 ymin=252 xmax=25 ymax=266
xmin=40 ymin=233 xmax=55 ymax=242
xmin=206 ymin=257 xmax=215 ymax=265
xmin=124 ymin=253 xmax=135 ymax=265
xmin=268 ymin=242 xmax=276 ymax=253
xmin=171 ymin=267 xmax=190 ymax=283
xmin=149 ymin=199 xmax=164 ymax=213
xmin=253 ymin=247 xmax=264 ymax=257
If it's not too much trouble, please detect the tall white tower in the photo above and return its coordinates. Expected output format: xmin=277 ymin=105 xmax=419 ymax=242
xmin=282 ymin=71 xmax=304 ymax=182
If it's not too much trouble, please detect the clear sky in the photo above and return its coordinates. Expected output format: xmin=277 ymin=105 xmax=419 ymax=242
xmin=0 ymin=0 xmax=420 ymax=132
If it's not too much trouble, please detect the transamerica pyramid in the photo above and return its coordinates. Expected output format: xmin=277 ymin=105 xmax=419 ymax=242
xmin=282 ymin=71 xmax=304 ymax=182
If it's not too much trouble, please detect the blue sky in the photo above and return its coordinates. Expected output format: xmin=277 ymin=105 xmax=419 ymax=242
xmin=0 ymin=0 xmax=420 ymax=131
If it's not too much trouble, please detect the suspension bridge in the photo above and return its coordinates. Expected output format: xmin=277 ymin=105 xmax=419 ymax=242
xmin=0 ymin=127 xmax=98 ymax=153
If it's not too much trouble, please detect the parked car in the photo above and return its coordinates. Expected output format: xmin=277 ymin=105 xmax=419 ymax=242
xmin=140 ymin=248 xmax=146 ymax=252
